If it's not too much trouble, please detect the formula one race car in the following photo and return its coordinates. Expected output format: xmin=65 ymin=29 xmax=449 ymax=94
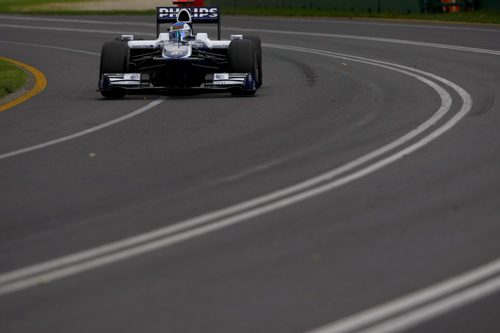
xmin=98 ymin=3 xmax=262 ymax=98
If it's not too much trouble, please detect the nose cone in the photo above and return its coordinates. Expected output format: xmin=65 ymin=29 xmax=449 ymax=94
xmin=163 ymin=43 xmax=192 ymax=59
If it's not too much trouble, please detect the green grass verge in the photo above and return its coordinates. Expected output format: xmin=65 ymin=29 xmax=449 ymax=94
xmin=0 ymin=0 xmax=153 ymax=15
xmin=0 ymin=0 xmax=88 ymax=12
xmin=0 ymin=60 xmax=27 ymax=100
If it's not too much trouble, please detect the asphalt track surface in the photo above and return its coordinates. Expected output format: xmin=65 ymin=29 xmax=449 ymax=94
xmin=0 ymin=14 xmax=499 ymax=333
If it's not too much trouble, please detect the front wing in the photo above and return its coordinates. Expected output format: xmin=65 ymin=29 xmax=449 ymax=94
xmin=98 ymin=72 xmax=257 ymax=95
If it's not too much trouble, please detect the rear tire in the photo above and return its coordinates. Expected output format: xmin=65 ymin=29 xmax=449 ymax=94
xmin=229 ymin=39 xmax=257 ymax=96
xmin=243 ymin=35 xmax=263 ymax=88
xmin=99 ymin=41 xmax=130 ymax=98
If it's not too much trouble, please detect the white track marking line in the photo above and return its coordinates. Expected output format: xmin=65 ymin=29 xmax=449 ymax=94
xmin=229 ymin=27 xmax=500 ymax=57
xmin=0 ymin=40 xmax=99 ymax=56
xmin=356 ymin=275 xmax=500 ymax=333
xmin=0 ymin=46 xmax=452 ymax=284
xmin=2 ymin=15 xmax=500 ymax=33
xmin=0 ymin=31 xmax=484 ymax=333
xmin=0 ymin=20 xmax=491 ymax=332
xmin=306 ymin=258 xmax=500 ymax=333
xmin=0 ymin=44 xmax=471 ymax=296
xmin=239 ymin=17 xmax=500 ymax=33
xmin=2 ymin=21 xmax=500 ymax=57
xmin=0 ymin=15 xmax=154 ymax=27
xmin=0 ymin=99 xmax=164 ymax=160
xmin=0 ymin=23 xmax=143 ymax=35
xmin=0 ymin=40 xmax=164 ymax=160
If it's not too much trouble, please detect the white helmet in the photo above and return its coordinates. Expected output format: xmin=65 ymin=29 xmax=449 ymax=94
xmin=169 ymin=22 xmax=192 ymax=42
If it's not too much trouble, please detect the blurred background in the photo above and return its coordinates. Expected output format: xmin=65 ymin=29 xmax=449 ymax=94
xmin=2 ymin=0 xmax=500 ymax=14
xmin=207 ymin=0 xmax=498 ymax=14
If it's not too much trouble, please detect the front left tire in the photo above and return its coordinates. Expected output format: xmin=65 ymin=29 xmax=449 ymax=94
xmin=99 ymin=41 xmax=130 ymax=98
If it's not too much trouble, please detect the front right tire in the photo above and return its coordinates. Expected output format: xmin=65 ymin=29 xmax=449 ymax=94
xmin=243 ymin=35 xmax=263 ymax=88
xmin=229 ymin=39 xmax=257 ymax=96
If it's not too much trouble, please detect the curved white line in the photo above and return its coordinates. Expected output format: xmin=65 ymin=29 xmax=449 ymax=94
xmin=307 ymin=258 xmax=500 ymax=333
xmin=238 ymin=17 xmax=500 ymax=34
xmin=0 ymin=23 xmax=133 ymax=35
xmin=1 ymin=22 xmax=500 ymax=56
xmin=0 ymin=41 xmax=164 ymax=160
xmin=356 ymin=275 xmax=500 ymax=333
xmin=0 ymin=22 xmax=489 ymax=333
xmin=0 ymin=15 xmax=154 ymax=27
xmin=0 ymin=21 xmax=488 ymax=333
xmin=0 ymin=99 xmax=164 ymax=160
xmin=228 ymin=26 xmax=500 ymax=57
xmin=0 ymin=40 xmax=100 ymax=56
xmin=0 ymin=44 xmax=471 ymax=296
xmin=2 ymin=15 xmax=500 ymax=33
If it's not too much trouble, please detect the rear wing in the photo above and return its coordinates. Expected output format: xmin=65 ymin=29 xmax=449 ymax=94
xmin=156 ymin=7 xmax=221 ymax=40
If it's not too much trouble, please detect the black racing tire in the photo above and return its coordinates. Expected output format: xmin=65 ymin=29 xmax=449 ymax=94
xmin=99 ymin=41 xmax=130 ymax=98
xmin=243 ymin=35 xmax=263 ymax=88
xmin=229 ymin=39 xmax=257 ymax=96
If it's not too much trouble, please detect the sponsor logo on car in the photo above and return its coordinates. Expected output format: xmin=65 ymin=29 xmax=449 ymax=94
xmin=123 ymin=73 xmax=141 ymax=81
xmin=214 ymin=73 xmax=229 ymax=80
xmin=158 ymin=7 xmax=219 ymax=20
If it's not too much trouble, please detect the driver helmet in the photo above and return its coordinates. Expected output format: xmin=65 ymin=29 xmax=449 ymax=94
xmin=169 ymin=22 xmax=192 ymax=42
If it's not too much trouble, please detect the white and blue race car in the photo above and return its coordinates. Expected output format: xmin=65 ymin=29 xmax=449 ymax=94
xmin=98 ymin=4 xmax=262 ymax=98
